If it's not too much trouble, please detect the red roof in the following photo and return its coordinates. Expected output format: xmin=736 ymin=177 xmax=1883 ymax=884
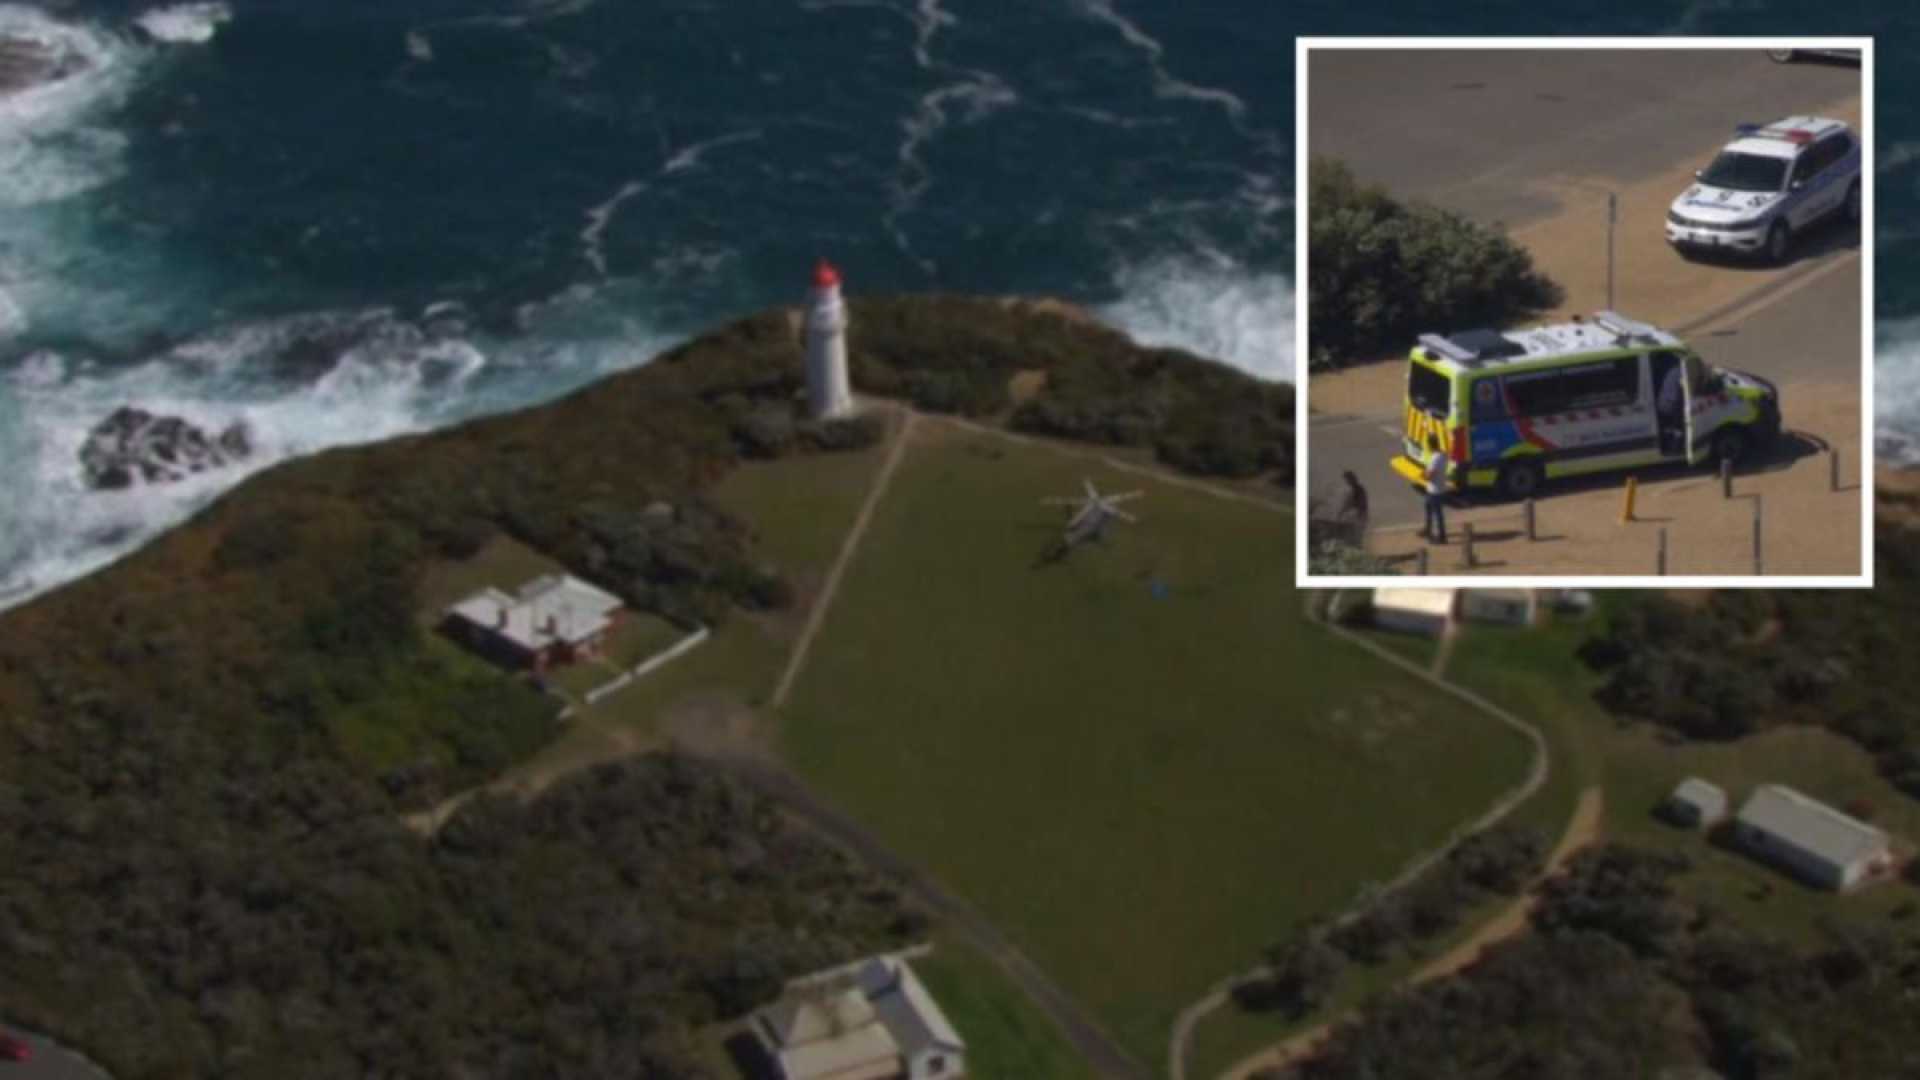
xmin=812 ymin=259 xmax=841 ymax=289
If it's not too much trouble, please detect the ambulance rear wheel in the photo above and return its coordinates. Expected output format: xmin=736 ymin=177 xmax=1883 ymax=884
xmin=1766 ymin=221 xmax=1792 ymax=265
xmin=1498 ymin=460 xmax=1544 ymax=501
xmin=1713 ymin=425 xmax=1750 ymax=466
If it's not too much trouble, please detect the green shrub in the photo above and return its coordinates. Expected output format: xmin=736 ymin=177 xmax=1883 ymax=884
xmin=1309 ymin=156 xmax=1563 ymax=371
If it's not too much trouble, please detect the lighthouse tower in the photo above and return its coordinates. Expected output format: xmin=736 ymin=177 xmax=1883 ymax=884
xmin=804 ymin=258 xmax=855 ymax=421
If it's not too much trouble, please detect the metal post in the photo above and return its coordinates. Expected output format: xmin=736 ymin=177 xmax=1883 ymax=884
xmin=1621 ymin=476 xmax=1637 ymax=524
xmin=1464 ymin=522 xmax=1477 ymax=569
xmin=1658 ymin=527 xmax=1668 ymax=576
xmin=1831 ymin=448 xmax=1841 ymax=493
xmin=1418 ymin=546 xmax=1430 ymax=575
xmin=1525 ymin=497 xmax=1536 ymax=541
xmin=1721 ymin=457 xmax=1732 ymax=499
xmin=1753 ymin=494 xmax=1763 ymax=576
xmin=1607 ymin=192 xmax=1617 ymax=312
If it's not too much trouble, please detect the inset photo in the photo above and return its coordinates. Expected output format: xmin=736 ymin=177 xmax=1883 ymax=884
xmin=1296 ymin=38 xmax=1870 ymax=587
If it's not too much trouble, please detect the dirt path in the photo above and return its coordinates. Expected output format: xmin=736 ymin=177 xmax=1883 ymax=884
xmin=769 ymin=405 xmax=917 ymax=709
xmin=1168 ymin=601 xmax=1555 ymax=1080
xmin=1217 ymin=786 xmax=1604 ymax=1080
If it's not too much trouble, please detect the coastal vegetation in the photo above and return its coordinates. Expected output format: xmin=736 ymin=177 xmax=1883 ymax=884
xmin=1264 ymin=843 xmax=1920 ymax=1080
xmin=1307 ymin=155 xmax=1563 ymax=371
xmin=0 ymin=296 xmax=1288 ymax=1077
xmin=1577 ymin=524 xmax=1920 ymax=802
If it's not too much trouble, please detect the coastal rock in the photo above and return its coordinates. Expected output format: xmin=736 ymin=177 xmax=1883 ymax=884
xmin=0 ymin=34 xmax=86 ymax=97
xmin=80 ymin=406 xmax=253 ymax=490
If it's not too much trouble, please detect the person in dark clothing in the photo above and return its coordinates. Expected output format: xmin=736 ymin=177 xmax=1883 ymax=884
xmin=1337 ymin=470 xmax=1370 ymax=543
xmin=1657 ymin=361 xmax=1686 ymax=456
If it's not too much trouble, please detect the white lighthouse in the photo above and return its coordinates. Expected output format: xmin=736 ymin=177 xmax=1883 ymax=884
xmin=804 ymin=258 xmax=855 ymax=420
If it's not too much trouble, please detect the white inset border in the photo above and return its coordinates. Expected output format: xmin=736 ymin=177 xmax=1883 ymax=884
xmin=1294 ymin=35 xmax=1874 ymax=590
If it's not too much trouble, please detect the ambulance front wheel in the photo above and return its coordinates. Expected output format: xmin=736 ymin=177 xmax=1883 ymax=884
xmin=1497 ymin=460 xmax=1544 ymax=501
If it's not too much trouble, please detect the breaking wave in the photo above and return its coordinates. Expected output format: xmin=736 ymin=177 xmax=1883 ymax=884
xmin=1877 ymin=320 xmax=1920 ymax=466
xmin=0 ymin=306 xmax=674 ymax=611
xmin=1097 ymin=253 xmax=1294 ymax=382
xmin=133 ymin=3 xmax=232 ymax=45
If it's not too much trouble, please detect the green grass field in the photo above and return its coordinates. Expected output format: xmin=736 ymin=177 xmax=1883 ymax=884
xmin=914 ymin=937 xmax=1098 ymax=1080
xmin=777 ymin=424 xmax=1536 ymax=1065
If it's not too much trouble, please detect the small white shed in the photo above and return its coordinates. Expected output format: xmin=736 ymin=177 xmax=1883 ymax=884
xmin=1460 ymin=588 xmax=1538 ymax=626
xmin=1662 ymin=777 xmax=1728 ymax=829
xmin=1371 ymin=588 xmax=1455 ymax=637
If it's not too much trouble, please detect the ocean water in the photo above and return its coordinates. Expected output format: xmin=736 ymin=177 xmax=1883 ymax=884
xmin=0 ymin=0 xmax=1913 ymax=607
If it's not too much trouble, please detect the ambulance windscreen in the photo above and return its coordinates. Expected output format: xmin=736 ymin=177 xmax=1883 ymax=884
xmin=1409 ymin=362 xmax=1451 ymax=416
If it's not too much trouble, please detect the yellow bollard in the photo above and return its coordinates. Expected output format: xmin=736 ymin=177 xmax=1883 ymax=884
xmin=1620 ymin=476 xmax=1638 ymax=524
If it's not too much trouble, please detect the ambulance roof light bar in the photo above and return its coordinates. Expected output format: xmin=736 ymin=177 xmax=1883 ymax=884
xmin=1418 ymin=333 xmax=1478 ymax=363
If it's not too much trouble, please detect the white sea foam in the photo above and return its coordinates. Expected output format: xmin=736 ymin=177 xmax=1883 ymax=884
xmin=1876 ymin=320 xmax=1920 ymax=466
xmin=661 ymin=128 xmax=763 ymax=175
xmin=1071 ymin=0 xmax=1283 ymax=160
xmin=133 ymin=3 xmax=231 ymax=45
xmin=1097 ymin=254 xmax=1294 ymax=382
xmin=886 ymin=73 xmax=1018 ymax=273
xmin=406 ymin=31 xmax=433 ymax=63
xmin=0 ymin=306 xmax=677 ymax=613
xmin=580 ymin=180 xmax=645 ymax=277
xmin=0 ymin=284 xmax=22 ymax=338
xmin=0 ymin=5 xmax=141 ymax=207
xmin=1881 ymin=142 xmax=1920 ymax=176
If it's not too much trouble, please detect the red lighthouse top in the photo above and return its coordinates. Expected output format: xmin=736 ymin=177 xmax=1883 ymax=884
xmin=812 ymin=259 xmax=841 ymax=290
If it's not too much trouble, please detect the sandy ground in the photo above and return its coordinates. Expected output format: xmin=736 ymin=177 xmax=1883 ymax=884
xmin=1364 ymin=380 xmax=1865 ymax=576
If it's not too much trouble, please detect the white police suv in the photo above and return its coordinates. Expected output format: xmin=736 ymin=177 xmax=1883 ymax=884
xmin=1665 ymin=116 xmax=1861 ymax=263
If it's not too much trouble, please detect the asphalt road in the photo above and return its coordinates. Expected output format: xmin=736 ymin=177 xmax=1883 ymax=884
xmin=1311 ymin=257 xmax=1862 ymax=529
xmin=1307 ymin=49 xmax=1863 ymax=226
xmin=1304 ymin=48 xmax=1863 ymax=530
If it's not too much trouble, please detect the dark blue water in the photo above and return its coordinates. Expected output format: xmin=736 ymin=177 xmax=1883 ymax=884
xmin=0 ymin=0 xmax=1913 ymax=606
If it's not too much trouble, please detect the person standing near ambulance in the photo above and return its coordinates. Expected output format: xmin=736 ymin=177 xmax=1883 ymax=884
xmin=1422 ymin=436 xmax=1452 ymax=544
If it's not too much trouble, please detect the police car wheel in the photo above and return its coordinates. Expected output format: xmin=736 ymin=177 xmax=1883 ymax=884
xmin=1498 ymin=460 xmax=1543 ymax=500
xmin=1766 ymin=221 xmax=1791 ymax=264
xmin=1846 ymin=182 xmax=1861 ymax=224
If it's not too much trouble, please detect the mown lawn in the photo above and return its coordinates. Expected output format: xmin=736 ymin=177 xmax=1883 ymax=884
xmin=914 ymin=937 xmax=1098 ymax=1080
xmin=778 ymin=423 xmax=1536 ymax=1065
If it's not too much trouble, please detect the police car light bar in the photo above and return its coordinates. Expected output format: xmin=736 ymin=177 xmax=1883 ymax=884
xmin=1417 ymin=333 xmax=1478 ymax=363
xmin=1783 ymin=129 xmax=1814 ymax=144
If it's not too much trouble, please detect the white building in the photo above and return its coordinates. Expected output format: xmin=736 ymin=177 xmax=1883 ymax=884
xmin=443 ymin=574 xmax=625 ymax=673
xmin=1459 ymin=588 xmax=1539 ymax=626
xmin=805 ymin=258 xmax=855 ymax=420
xmin=754 ymin=953 xmax=966 ymax=1080
xmin=1733 ymin=784 xmax=1895 ymax=892
xmin=1662 ymin=777 xmax=1728 ymax=829
xmin=1370 ymin=587 xmax=1455 ymax=637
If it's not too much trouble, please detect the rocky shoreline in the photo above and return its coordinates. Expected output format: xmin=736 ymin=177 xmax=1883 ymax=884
xmin=0 ymin=33 xmax=84 ymax=97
